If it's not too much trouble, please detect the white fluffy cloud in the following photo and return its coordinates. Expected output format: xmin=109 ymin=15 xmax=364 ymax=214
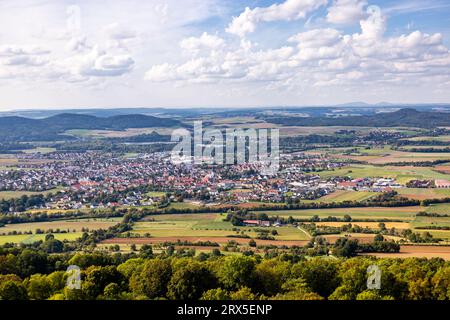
xmin=226 ymin=0 xmax=328 ymax=37
xmin=1 ymin=0 xmax=450 ymax=108
xmin=327 ymin=0 xmax=368 ymax=25
xmin=180 ymin=32 xmax=225 ymax=55
xmin=146 ymin=4 xmax=450 ymax=95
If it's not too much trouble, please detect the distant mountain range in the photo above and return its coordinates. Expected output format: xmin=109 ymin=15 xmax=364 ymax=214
xmin=1 ymin=104 xmax=449 ymax=119
xmin=0 ymin=113 xmax=182 ymax=142
xmin=0 ymin=108 xmax=449 ymax=142
xmin=266 ymin=108 xmax=450 ymax=128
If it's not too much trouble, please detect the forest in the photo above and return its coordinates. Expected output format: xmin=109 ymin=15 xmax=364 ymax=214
xmin=0 ymin=243 xmax=449 ymax=301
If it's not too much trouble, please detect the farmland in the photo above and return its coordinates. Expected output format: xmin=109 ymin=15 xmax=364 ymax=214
xmin=0 ymin=232 xmax=83 ymax=245
xmin=130 ymin=213 xmax=311 ymax=241
xmin=304 ymin=190 xmax=377 ymax=203
xmin=316 ymin=164 xmax=450 ymax=184
xmin=396 ymin=188 xmax=450 ymax=200
xmin=0 ymin=187 xmax=63 ymax=200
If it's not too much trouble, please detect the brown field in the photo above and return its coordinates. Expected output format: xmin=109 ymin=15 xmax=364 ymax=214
xmin=102 ymin=236 xmax=309 ymax=247
xmin=361 ymin=245 xmax=450 ymax=260
xmin=435 ymin=165 xmax=450 ymax=174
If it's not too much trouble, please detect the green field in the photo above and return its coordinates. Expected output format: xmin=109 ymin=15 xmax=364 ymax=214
xmin=0 ymin=232 xmax=83 ymax=245
xmin=0 ymin=187 xmax=64 ymax=200
xmin=0 ymin=218 xmax=122 ymax=235
xmin=316 ymin=164 xmax=450 ymax=184
xmin=403 ymin=135 xmax=450 ymax=142
xmin=260 ymin=206 xmax=422 ymax=220
xmin=22 ymin=147 xmax=56 ymax=154
xmin=132 ymin=213 xmax=309 ymax=241
xmin=304 ymin=190 xmax=377 ymax=203
xmin=147 ymin=191 xmax=167 ymax=197
xmin=425 ymin=203 xmax=450 ymax=214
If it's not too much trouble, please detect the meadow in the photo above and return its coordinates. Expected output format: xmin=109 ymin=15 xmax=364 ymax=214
xmin=0 ymin=217 xmax=122 ymax=234
xmin=316 ymin=164 xmax=450 ymax=184
xmin=131 ymin=213 xmax=310 ymax=242
xmin=259 ymin=206 xmax=422 ymax=220
xmin=0 ymin=187 xmax=63 ymax=200
xmin=304 ymin=190 xmax=377 ymax=203
xmin=0 ymin=232 xmax=83 ymax=245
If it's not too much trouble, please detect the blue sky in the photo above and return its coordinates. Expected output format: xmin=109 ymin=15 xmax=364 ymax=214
xmin=1 ymin=0 xmax=450 ymax=109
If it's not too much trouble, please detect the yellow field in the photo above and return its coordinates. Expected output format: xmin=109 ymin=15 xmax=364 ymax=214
xmin=315 ymin=221 xmax=410 ymax=229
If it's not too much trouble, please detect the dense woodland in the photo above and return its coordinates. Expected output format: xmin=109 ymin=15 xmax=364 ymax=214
xmin=267 ymin=109 xmax=450 ymax=129
xmin=0 ymin=244 xmax=449 ymax=300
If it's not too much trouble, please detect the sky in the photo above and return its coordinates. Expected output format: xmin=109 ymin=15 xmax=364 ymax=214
xmin=1 ymin=0 xmax=450 ymax=110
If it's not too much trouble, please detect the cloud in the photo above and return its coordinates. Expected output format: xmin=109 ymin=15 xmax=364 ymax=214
xmin=103 ymin=23 xmax=137 ymax=40
xmin=226 ymin=0 xmax=328 ymax=37
xmin=71 ymin=47 xmax=135 ymax=77
xmin=180 ymin=32 xmax=225 ymax=55
xmin=327 ymin=0 xmax=367 ymax=25
xmin=146 ymin=3 xmax=450 ymax=93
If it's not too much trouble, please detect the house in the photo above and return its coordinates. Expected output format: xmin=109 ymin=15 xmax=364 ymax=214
xmin=435 ymin=179 xmax=450 ymax=188
xmin=243 ymin=220 xmax=271 ymax=227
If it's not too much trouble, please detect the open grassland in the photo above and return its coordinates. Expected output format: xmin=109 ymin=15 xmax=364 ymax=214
xmin=0 ymin=218 xmax=121 ymax=235
xmin=316 ymin=164 xmax=450 ymax=184
xmin=261 ymin=206 xmax=422 ymax=220
xmin=22 ymin=147 xmax=56 ymax=154
xmin=0 ymin=187 xmax=64 ymax=200
xmin=0 ymin=232 xmax=83 ymax=245
xmin=402 ymin=135 xmax=450 ymax=142
xmin=304 ymin=190 xmax=377 ymax=203
xmin=425 ymin=203 xmax=450 ymax=214
xmin=324 ymin=146 xmax=450 ymax=164
xmin=146 ymin=191 xmax=167 ymax=197
xmin=132 ymin=213 xmax=310 ymax=241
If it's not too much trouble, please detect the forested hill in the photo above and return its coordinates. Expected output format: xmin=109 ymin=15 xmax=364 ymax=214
xmin=0 ymin=113 xmax=183 ymax=142
xmin=266 ymin=108 xmax=450 ymax=128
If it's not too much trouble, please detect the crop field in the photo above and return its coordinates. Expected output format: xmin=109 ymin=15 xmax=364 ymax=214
xmin=0 ymin=187 xmax=63 ymax=200
xmin=260 ymin=206 xmax=422 ymax=220
xmin=0 ymin=232 xmax=83 ymax=245
xmin=22 ymin=147 xmax=56 ymax=154
xmin=402 ymin=135 xmax=450 ymax=142
xmin=315 ymin=221 xmax=410 ymax=229
xmin=325 ymin=146 xmax=450 ymax=164
xmin=316 ymin=164 xmax=450 ymax=184
xmin=131 ymin=213 xmax=310 ymax=242
xmin=305 ymin=190 xmax=377 ymax=203
xmin=0 ymin=218 xmax=122 ymax=235
xmin=397 ymin=188 xmax=450 ymax=200
xmin=425 ymin=203 xmax=450 ymax=214
xmin=0 ymin=156 xmax=18 ymax=166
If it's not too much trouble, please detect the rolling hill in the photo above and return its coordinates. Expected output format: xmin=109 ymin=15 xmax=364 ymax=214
xmin=0 ymin=113 xmax=183 ymax=142
xmin=266 ymin=108 xmax=450 ymax=128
